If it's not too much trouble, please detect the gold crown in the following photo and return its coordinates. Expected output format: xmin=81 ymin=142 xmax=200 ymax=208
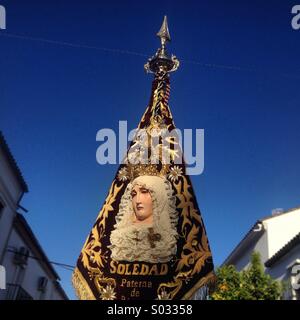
xmin=127 ymin=164 xmax=170 ymax=181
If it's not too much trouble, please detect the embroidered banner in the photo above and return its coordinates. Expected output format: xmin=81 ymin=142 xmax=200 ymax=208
xmin=72 ymin=17 xmax=214 ymax=300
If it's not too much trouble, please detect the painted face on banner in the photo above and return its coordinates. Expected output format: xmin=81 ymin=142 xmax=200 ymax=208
xmin=131 ymin=185 xmax=153 ymax=225
xmin=108 ymin=175 xmax=179 ymax=264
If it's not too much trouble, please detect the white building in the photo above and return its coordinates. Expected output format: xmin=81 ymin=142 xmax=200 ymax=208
xmin=0 ymin=132 xmax=68 ymax=300
xmin=223 ymin=207 xmax=300 ymax=300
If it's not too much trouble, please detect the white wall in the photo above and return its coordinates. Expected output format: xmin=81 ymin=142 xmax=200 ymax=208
xmin=0 ymin=149 xmax=23 ymax=204
xmin=0 ymin=148 xmax=23 ymax=264
xmin=267 ymin=244 xmax=300 ymax=281
xmin=0 ymin=204 xmax=15 ymax=262
xmin=227 ymin=209 xmax=300 ymax=273
xmin=266 ymin=244 xmax=300 ymax=300
xmin=0 ymin=229 xmax=66 ymax=300
xmin=230 ymin=241 xmax=255 ymax=271
xmin=0 ymin=143 xmax=67 ymax=300
xmin=224 ymin=209 xmax=300 ymax=300
xmin=227 ymin=230 xmax=269 ymax=272
xmin=264 ymin=209 xmax=300 ymax=259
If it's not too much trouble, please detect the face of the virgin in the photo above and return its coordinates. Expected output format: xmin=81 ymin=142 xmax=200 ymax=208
xmin=131 ymin=185 xmax=153 ymax=224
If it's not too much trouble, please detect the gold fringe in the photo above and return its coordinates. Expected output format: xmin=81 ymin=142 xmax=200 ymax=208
xmin=181 ymin=271 xmax=216 ymax=300
xmin=72 ymin=268 xmax=96 ymax=300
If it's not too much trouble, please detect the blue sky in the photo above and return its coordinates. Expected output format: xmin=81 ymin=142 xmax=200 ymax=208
xmin=1 ymin=0 xmax=300 ymax=299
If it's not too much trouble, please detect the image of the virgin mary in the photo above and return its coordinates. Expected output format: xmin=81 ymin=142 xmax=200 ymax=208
xmin=109 ymin=175 xmax=178 ymax=263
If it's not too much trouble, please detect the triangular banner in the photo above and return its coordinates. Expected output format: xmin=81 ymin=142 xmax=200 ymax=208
xmin=72 ymin=17 xmax=214 ymax=300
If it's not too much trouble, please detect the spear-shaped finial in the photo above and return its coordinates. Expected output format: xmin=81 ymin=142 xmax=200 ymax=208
xmin=144 ymin=16 xmax=179 ymax=76
xmin=157 ymin=15 xmax=171 ymax=50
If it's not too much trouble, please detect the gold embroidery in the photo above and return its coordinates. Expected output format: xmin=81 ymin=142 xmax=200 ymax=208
xmin=73 ymin=76 xmax=213 ymax=300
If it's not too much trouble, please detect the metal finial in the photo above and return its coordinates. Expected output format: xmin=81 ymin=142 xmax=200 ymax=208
xmin=157 ymin=16 xmax=171 ymax=48
xmin=144 ymin=16 xmax=179 ymax=76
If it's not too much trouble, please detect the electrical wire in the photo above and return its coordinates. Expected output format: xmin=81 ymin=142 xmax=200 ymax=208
xmin=0 ymin=31 xmax=149 ymax=57
xmin=6 ymin=248 xmax=75 ymax=272
xmin=1 ymin=31 xmax=299 ymax=80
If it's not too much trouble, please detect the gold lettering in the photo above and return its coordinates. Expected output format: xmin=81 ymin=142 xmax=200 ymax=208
xmin=110 ymin=260 xmax=117 ymax=274
xmin=130 ymin=288 xmax=140 ymax=297
xmin=132 ymin=264 xmax=139 ymax=275
xmin=148 ymin=264 xmax=158 ymax=275
xmin=125 ymin=264 xmax=131 ymax=275
xmin=120 ymin=280 xmax=153 ymax=288
xmin=121 ymin=279 xmax=127 ymax=287
xmin=160 ymin=263 xmax=168 ymax=275
xmin=110 ymin=262 xmax=169 ymax=276
xmin=117 ymin=263 xmax=125 ymax=275
xmin=140 ymin=264 xmax=149 ymax=275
